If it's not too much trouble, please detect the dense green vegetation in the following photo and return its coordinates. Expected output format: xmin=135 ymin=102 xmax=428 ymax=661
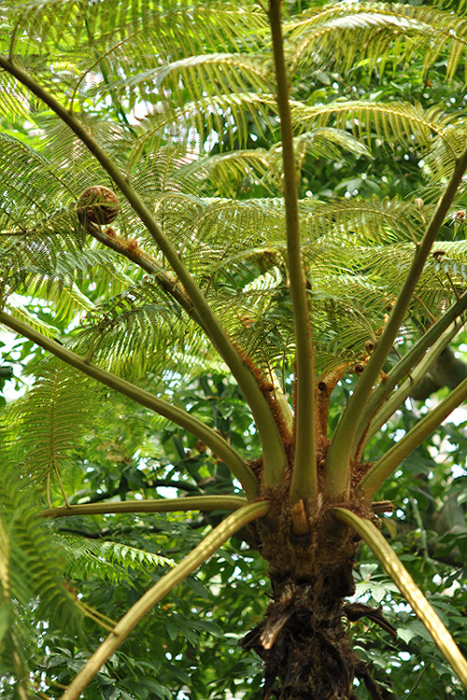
xmin=2 ymin=0 xmax=467 ymax=698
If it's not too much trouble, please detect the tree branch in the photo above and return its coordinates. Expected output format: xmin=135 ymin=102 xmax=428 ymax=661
xmin=59 ymin=500 xmax=271 ymax=700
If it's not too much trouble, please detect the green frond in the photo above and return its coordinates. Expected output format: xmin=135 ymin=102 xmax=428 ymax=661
xmin=23 ymin=277 xmax=95 ymax=322
xmin=72 ymin=248 xmax=135 ymax=298
xmin=150 ymin=195 xmax=286 ymax=260
xmin=174 ymin=150 xmax=280 ymax=198
xmin=0 ymin=74 xmax=30 ymax=120
xmin=0 ymin=470 xmax=82 ymax=686
xmin=291 ymin=100 xmax=462 ymax=153
xmin=2 ymin=303 xmax=57 ymax=337
xmin=286 ymin=3 xmax=435 ymax=66
xmin=48 ymin=247 xmax=135 ymax=300
xmin=114 ymin=52 xmax=270 ymax=105
xmin=67 ymin=269 xmax=211 ymax=376
xmin=420 ymin=126 xmax=467 ymax=185
xmin=130 ymin=93 xmax=277 ymax=160
xmin=88 ymin=189 xmax=445 ymax=375
xmin=170 ymin=194 xmax=425 ymax=264
xmin=129 ymin=145 xmax=210 ymax=197
xmin=2 ymin=362 xmax=99 ymax=495
xmin=34 ymin=114 xmax=134 ymax=177
xmin=0 ymin=134 xmax=87 ymax=292
xmin=0 ymin=131 xmax=76 ymax=202
xmin=285 ymin=3 xmax=467 ymax=82
xmin=61 ymin=537 xmax=175 ymax=586
xmin=302 ymin=196 xmax=427 ymax=244
xmin=293 ymin=127 xmax=371 ymax=163
xmin=173 ymin=129 xmax=370 ymax=198
xmin=4 ymin=0 xmax=268 ymax=61
xmin=2 ymin=247 xmax=135 ymax=332
xmin=199 ymin=218 xmax=467 ymax=374
xmin=1 ymin=1 xmax=269 ymax=109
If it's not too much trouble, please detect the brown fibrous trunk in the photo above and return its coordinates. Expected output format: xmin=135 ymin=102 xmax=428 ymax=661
xmin=240 ymin=490 xmax=386 ymax=700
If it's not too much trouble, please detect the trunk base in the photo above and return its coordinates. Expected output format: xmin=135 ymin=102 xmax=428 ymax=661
xmin=240 ymin=505 xmax=386 ymax=700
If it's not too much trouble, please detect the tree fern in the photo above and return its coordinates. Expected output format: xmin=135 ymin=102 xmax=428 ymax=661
xmin=2 ymin=1 xmax=467 ymax=698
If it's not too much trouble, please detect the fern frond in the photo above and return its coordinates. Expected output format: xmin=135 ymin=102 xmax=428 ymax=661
xmin=2 ymin=303 xmax=57 ymax=337
xmin=114 ymin=52 xmax=270 ymax=103
xmin=60 ymin=537 xmax=175 ymax=586
xmin=61 ymin=265 xmax=216 ymax=379
xmin=129 ymin=93 xmax=277 ymax=161
xmin=0 ymin=74 xmax=30 ymax=120
xmin=420 ymin=127 xmax=467 ymax=185
xmin=3 ymin=362 xmax=99 ymax=495
xmin=23 ymin=277 xmax=95 ymax=323
xmin=173 ymin=129 xmax=370 ymax=198
xmin=293 ymin=127 xmax=371 ymax=163
xmin=0 ymin=470 xmax=82 ymax=686
xmin=291 ymin=100 xmax=462 ymax=153
xmin=5 ymin=0 xmax=268 ymax=62
xmin=1 ymin=1 xmax=269 ymax=110
xmin=202 ymin=226 xmax=467 ymax=374
xmin=174 ymin=149 xmax=280 ymax=198
xmin=286 ymin=3 xmax=467 ymax=82
xmin=302 ymin=196 xmax=427 ymax=244
xmin=0 ymin=131 xmax=76 ymax=201
xmin=154 ymin=194 xmax=425 ymax=261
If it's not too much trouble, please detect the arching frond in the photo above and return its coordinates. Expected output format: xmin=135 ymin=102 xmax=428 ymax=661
xmin=301 ymin=196 xmax=427 ymax=244
xmin=174 ymin=149 xmax=280 ymax=198
xmin=285 ymin=3 xmax=467 ymax=82
xmin=0 ymin=73 xmax=30 ymax=119
xmin=4 ymin=0 xmax=268 ymax=63
xmin=291 ymin=101 xmax=463 ymax=154
xmin=293 ymin=126 xmax=371 ymax=162
xmin=172 ymin=128 xmax=370 ymax=198
xmin=1 ymin=1 xmax=269 ymax=110
xmin=113 ymin=52 xmax=270 ymax=104
xmin=0 ymin=132 xmax=76 ymax=202
xmin=3 ymin=362 xmax=99 ymax=494
xmin=0 ymin=471 xmax=82 ymax=683
xmin=128 ymin=93 xmax=278 ymax=160
xmin=73 ymin=298 xmax=219 ymax=383
xmin=61 ymin=537 xmax=175 ymax=586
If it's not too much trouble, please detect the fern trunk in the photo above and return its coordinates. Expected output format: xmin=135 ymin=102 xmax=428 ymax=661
xmin=240 ymin=489 xmax=374 ymax=700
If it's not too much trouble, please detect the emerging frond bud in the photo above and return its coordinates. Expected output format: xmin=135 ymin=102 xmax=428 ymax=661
xmin=77 ymin=186 xmax=120 ymax=226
